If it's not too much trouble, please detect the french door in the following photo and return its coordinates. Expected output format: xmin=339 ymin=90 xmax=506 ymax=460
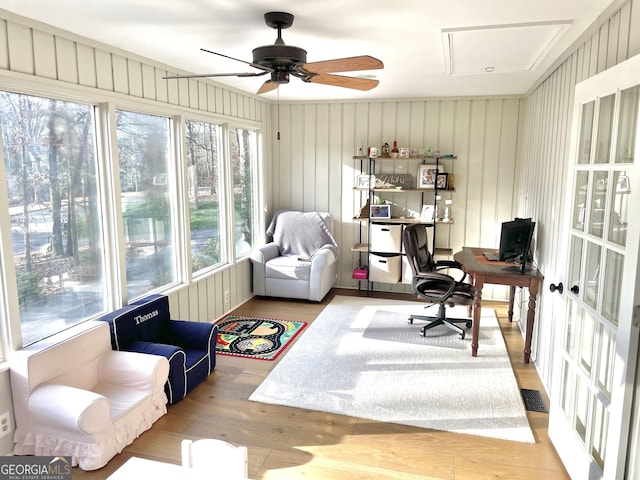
xmin=548 ymin=54 xmax=640 ymax=479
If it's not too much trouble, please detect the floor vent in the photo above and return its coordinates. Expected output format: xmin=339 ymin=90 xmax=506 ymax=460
xmin=521 ymin=388 xmax=548 ymax=412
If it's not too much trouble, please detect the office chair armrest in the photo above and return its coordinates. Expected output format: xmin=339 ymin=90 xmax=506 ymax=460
xmin=414 ymin=272 xmax=457 ymax=301
xmin=434 ymin=260 xmax=467 ymax=283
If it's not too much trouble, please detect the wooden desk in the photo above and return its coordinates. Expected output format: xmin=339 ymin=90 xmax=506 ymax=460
xmin=453 ymin=247 xmax=544 ymax=363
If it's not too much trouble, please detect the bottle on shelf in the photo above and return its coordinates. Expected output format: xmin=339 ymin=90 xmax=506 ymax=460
xmin=390 ymin=140 xmax=399 ymax=158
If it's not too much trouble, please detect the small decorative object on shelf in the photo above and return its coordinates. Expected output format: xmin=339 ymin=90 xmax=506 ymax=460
xmin=370 ymin=204 xmax=391 ymax=219
xmin=420 ymin=204 xmax=436 ymax=222
xmin=356 ymin=174 xmax=375 ymax=189
xmin=436 ymin=172 xmax=449 ymax=189
xmin=381 ymin=141 xmax=390 ymax=158
xmin=399 ymin=147 xmax=410 ymax=158
xmin=369 ymin=146 xmax=378 ymax=157
xmin=444 ymin=199 xmax=453 ymax=222
xmin=390 ymin=140 xmax=399 ymax=158
xmin=417 ymin=164 xmax=441 ymax=188
xmin=356 ymin=143 xmax=365 ymax=156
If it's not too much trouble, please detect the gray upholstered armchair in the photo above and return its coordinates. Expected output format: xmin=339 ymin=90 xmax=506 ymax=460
xmin=250 ymin=211 xmax=339 ymax=302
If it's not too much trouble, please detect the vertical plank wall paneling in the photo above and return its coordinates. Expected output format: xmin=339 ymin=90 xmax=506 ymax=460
xmin=0 ymin=10 xmax=270 ymax=324
xmin=515 ymin=0 xmax=638 ymax=384
xmin=269 ymin=98 xmax=522 ymax=297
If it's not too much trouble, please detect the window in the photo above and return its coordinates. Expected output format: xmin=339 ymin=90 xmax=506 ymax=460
xmin=0 ymin=93 xmax=105 ymax=346
xmin=115 ymin=110 xmax=176 ymax=299
xmin=230 ymin=127 xmax=258 ymax=256
xmin=185 ymin=120 xmax=224 ymax=273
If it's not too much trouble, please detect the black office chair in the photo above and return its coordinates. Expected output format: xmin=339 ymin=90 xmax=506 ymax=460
xmin=402 ymin=223 xmax=477 ymax=339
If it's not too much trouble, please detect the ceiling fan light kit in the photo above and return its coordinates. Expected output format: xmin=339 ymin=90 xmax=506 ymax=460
xmin=163 ymin=11 xmax=383 ymax=95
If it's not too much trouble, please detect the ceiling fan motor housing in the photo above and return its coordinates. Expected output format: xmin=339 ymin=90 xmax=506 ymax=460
xmin=252 ymin=45 xmax=307 ymax=70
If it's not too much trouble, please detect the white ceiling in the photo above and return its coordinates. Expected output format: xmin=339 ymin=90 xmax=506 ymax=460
xmin=0 ymin=0 xmax=616 ymax=101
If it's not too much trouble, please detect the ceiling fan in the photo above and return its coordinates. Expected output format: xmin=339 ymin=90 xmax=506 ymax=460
xmin=163 ymin=11 xmax=384 ymax=95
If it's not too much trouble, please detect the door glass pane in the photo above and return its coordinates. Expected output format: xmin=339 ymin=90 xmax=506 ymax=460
xmin=572 ymin=170 xmax=589 ymax=231
xmin=616 ymin=85 xmax=639 ymax=164
xmin=116 ymin=110 xmax=176 ymax=300
xmin=595 ymin=94 xmax=615 ymax=164
xmin=584 ymin=242 xmax=602 ymax=309
xmin=609 ymin=171 xmax=630 ymax=246
xmin=0 ymin=93 xmax=106 ymax=346
xmin=561 ymin=358 xmax=575 ymax=417
xmin=575 ymin=375 xmax=590 ymax=441
xmin=591 ymin=397 xmax=609 ymax=471
xmin=568 ymin=235 xmax=583 ymax=298
xmin=596 ymin=324 xmax=615 ymax=398
xmin=602 ymin=249 xmax=623 ymax=326
xmin=185 ymin=120 xmax=224 ymax=274
xmin=580 ymin=311 xmax=595 ymax=374
xmin=579 ymin=101 xmax=595 ymax=165
xmin=589 ymin=171 xmax=608 ymax=238
xmin=565 ymin=300 xmax=578 ymax=358
xmin=230 ymin=127 xmax=258 ymax=257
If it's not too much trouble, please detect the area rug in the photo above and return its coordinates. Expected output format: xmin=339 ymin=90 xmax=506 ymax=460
xmin=215 ymin=315 xmax=306 ymax=360
xmin=249 ymin=295 xmax=535 ymax=443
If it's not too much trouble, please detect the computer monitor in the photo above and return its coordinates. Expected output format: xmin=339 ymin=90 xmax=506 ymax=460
xmin=499 ymin=218 xmax=535 ymax=273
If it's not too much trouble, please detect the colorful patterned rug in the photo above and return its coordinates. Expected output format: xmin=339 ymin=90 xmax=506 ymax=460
xmin=214 ymin=315 xmax=307 ymax=360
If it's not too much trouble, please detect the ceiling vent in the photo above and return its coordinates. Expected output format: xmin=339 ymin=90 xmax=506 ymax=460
xmin=442 ymin=21 xmax=572 ymax=75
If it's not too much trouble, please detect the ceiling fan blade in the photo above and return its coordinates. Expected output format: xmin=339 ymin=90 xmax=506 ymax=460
xmin=257 ymin=81 xmax=279 ymax=95
xmin=200 ymin=48 xmax=274 ymax=73
xmin=307 ymin=73 xmax=379 ymax=91
xmin=163 ymin=71 xmax=268 ymax=80
xmin=302 ymin=55 xmax=383 ymax=74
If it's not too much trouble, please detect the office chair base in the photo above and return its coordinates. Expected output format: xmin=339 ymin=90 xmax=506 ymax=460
xmin=408 ymin=304 xmax=472 ymax=339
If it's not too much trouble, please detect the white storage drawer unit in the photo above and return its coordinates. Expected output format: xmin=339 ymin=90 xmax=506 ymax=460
xmin=369 ymin=253 xmax=401 ymax=284
xmin=401 ymin=256 xmax=414 ymax=284
xmin=370 ymin=224 xmax=403 ymax=253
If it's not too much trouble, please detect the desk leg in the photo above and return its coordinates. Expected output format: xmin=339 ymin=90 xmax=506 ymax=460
xmin=508 ymin=286 xmax=516 ymax=322
xmin=524 ymin=281 xmax=540 ymax=364
xmin=472 ymin=276 xmax=483 ymax=357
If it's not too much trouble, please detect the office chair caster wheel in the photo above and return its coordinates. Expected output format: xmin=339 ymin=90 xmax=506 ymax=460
xmin=466 ymin=321 xmax=472 ymax=329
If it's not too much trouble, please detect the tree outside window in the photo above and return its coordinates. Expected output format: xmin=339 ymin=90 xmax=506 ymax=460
xmin=230 ymin=127 xmax=257 ymax=256
xmin=0 ymin=93 xmax=105 ymax=346
xmin=185 ymin=120 xmax=223 ymax=273
xmin=115 ymin=110 xmax=175 ymax=299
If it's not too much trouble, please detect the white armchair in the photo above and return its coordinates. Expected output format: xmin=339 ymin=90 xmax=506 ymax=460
xmin=9 ymin=321 xmax=169 ymax=470
xmin=250 ymin=211 xmax=339 ymax=302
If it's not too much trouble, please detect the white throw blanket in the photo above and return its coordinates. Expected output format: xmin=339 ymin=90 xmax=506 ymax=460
xmin=266 ymin=210 xmax=339 ymax=261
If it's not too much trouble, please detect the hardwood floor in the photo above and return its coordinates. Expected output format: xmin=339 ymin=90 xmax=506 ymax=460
xmin=73 ymin=289 xmax=569 ymax=479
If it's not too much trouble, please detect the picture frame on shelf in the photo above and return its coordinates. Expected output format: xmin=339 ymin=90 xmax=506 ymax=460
xmin=399 ymin=147 xmax=410 ymax=158
xmin=436 ymin=172 xmax=449 ymax=189
xmin=370 ymin=204 xmax=391 ymax=219
xmin=355 ymin=174 xmax=375 ymax=189
xmin=417 ymin=164 xmax=441 ymax=188
xmin=420 ymin=205 xmax=436 ymax=222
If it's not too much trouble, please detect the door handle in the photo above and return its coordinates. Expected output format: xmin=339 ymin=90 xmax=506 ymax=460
xmin=550 ymin=282 xmax=563 ymax=294
xmin=570 ymin=285 xmax=579 ymax=295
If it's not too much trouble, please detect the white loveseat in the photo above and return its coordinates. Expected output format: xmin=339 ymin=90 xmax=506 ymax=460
xmin=9 ymin=321 xmax=170 ymax=470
